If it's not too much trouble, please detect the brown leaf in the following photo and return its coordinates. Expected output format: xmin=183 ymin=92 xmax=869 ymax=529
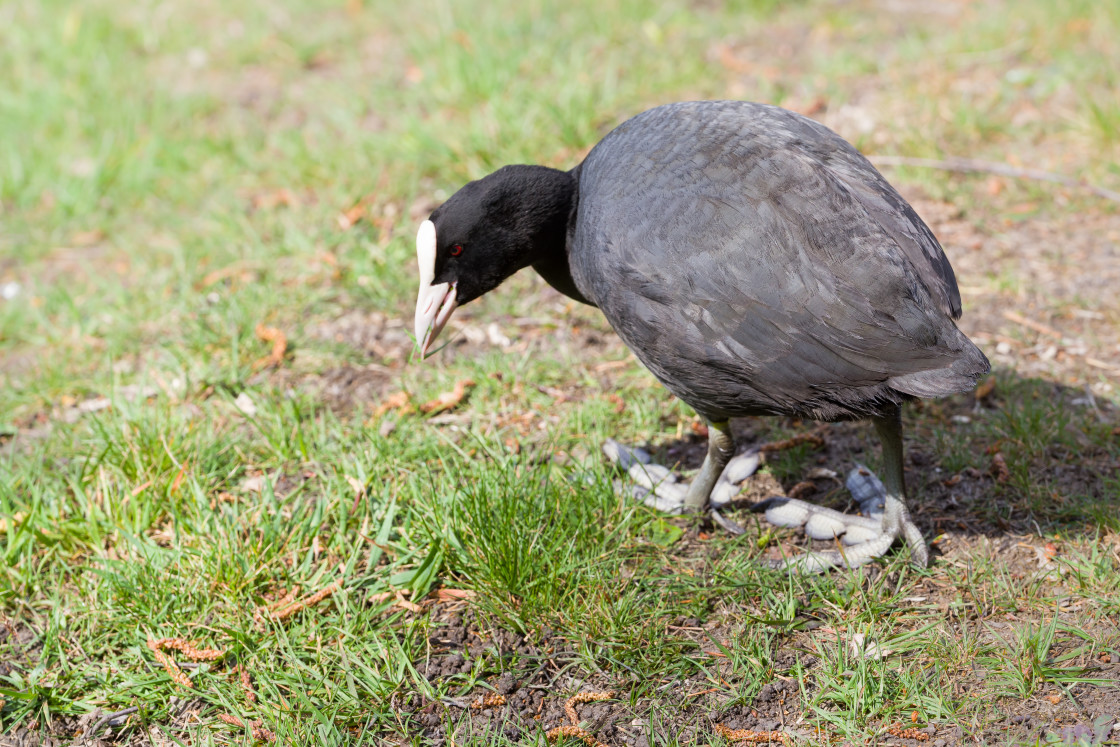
xmin=252 ymin=324 xmax=287 ymax=370
xmin=974 ymin=377 xmax=996 ymax=400
xmin=759 ymin=432 xmax=825 ymax=452
xmin=788 ymin=481 xmax=816 ymax=500
xmin=436 ymin=588 xmax=475 ymax=602
xmin=251 ymin=188 xmax=299 ymax=210
xmin=420 ymin=379 xmax=476 ymax=415
xmin=71 ymin=229 xmax=106 ymax=246
xmin=990 ymin=452 xmax=1011 ymax=482
xmin=395 ymin=590 xmax=422 ymax=613
xmin=373 ymin=391 xmax=413 ymax=418
xmin=337 ymin=204 xmax=365 ymax=229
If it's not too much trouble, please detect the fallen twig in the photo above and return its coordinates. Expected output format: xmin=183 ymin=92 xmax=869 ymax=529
xmin=870 ymin=155 xmax=1120 ymax=204
xmin=1001 ymin=311 xmax=1063 ymax=339
xmin=87 ymin=706 xmax=140 ymax=738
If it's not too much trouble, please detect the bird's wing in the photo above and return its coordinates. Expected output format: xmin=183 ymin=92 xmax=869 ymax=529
xmin=573 ymin=121 xmax=976 ymax=415
xmin=790 ymin=115 xmax=964 ymax=320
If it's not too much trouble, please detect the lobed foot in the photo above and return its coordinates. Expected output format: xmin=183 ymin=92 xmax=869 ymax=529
xmin=755 ymin=465 xmax=928 ymax=571
xmin=603 ymin=440 xmax=928 ymax=572
xmin=602 ymin=438 xmax=760 ymax=516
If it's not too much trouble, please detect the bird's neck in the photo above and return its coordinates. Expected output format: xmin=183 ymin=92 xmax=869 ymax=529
xmin=503 ymin=165 xmax=594 ymax=306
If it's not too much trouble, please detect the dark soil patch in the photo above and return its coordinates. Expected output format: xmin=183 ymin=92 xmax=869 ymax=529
xmin=377 ymin=597 xmax=1120 ymax=746
xmin=387 ymin=602 xmax=813 ymax=746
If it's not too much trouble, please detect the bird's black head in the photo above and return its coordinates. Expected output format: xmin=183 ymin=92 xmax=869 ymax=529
xmin=428 ymin=168 xmax=538 ymax=307
xmin=414 ymin=165 xmax=575 ymax=357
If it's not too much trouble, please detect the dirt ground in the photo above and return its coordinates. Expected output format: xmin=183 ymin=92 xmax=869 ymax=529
xmin=383 ymin=571 xmax=1120 ymax=746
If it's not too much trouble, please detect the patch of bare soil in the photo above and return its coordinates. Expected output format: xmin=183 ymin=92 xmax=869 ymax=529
xmin=383 ymin=603 xmax=814 ymax=747
xmin=908 ymin=192 xmax=1120 ymax=394
xmin=373 ymin=590 xmax=1119 ymax=746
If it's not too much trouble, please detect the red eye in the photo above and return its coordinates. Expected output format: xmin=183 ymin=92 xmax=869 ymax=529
xmin=450 ymin=244 xmax=463 ymax=257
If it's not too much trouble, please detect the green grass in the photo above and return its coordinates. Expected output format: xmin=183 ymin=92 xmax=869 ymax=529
xmin=2 ymin=0 xmax=1120 ymax=745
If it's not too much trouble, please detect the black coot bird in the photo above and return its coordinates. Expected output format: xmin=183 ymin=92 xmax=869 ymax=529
xmin=414 ymin=101 xmax=989 ymax=569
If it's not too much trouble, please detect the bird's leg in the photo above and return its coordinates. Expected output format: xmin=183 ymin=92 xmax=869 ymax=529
xmin=760 ymin=404 xmax=929 ymax=571
xmin=683 ymin=420 xmax=734 ymax=512
xmin=873 ymin=406 xmax=929 ymax=567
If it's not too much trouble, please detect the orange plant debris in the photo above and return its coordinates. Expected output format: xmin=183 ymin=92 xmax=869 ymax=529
xmin=713 ymin=724 xmax=789 ymax=743
xmin=759 ymin=433 xmax=825 ymax=453
xmin=253 ymin=324 xmax=287 ymax=370
xmin=545 ymin=692 xmax=615 ymax=747
xmin=420 ymin=379 xmax=476 ymax=414
xmin=471 ymin=693 xmax=507 ymax=709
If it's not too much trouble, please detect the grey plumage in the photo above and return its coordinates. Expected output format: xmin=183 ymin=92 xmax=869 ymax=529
xmin=567 ymin=101 xmax=988 ymax=422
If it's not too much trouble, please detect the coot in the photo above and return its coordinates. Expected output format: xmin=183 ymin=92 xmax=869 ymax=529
xmin=414 ymin=101 xmax=989 ymax=569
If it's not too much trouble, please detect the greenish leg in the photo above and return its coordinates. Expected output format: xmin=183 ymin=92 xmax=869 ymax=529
xmin=872 ymin=405 xmax=930 ymax=568
xmin=683 ymin=420 xmax=734 ymax=513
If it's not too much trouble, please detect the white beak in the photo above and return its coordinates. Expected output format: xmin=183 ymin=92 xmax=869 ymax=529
xmin=414 ymin=220 xmax=458 ymax=357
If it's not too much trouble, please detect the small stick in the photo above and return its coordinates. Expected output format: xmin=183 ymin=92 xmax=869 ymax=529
xmin=1001 ymin=311 xmax=1063 ymax=339
xmin=870 ymin=155 xmax=1120 ymax=204
xmin=87 ymin=706 xmax=140 ymax=737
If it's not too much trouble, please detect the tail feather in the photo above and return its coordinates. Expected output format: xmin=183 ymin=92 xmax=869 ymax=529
xmin=889 ymin=339 xmax=991 ymax=398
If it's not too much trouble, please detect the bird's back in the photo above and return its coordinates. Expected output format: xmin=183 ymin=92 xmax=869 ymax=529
xmin=569 ymin=101 xmax=989 ymax=421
